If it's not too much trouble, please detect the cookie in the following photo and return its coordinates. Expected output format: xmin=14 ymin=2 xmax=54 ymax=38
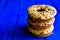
xmin=28 ymin=18 xmax=55 ymax=27
xmin=28 ymin=4 xmax=57 ymax=20
xmin=28 ymin=24 xmax=51 ymax=30
xmin=34 ymin=32 xmax=52 ymax=37
xmin=28 ymin=25 xmax=54 ymax=35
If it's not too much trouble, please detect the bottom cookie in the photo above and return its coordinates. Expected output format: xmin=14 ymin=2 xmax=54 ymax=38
xmin=28 ymin=25 xmax=54 ymax=37
xmin=34 ymin=32 xmax=52 ymax=37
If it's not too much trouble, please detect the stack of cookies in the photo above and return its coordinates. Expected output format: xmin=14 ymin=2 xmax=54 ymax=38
xmin=28 ymin=4 xmax=57 ymax=37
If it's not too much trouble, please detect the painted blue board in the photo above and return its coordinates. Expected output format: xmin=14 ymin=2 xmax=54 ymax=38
xmin=0 ymin=0 xmax=21 ymax=40
xmin=0 ymin=0 xmax=60 ymax=40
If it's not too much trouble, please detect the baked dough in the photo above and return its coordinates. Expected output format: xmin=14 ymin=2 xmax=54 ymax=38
xmin=28 ymin=18 xmax=55 ymax=27
xmin=28 ymin=4 xmax=57 ymax=20
xmin=28 ymin=25 xmax=54 ymax=37
xmin=28 ymin=25 xmax=54 ymax=35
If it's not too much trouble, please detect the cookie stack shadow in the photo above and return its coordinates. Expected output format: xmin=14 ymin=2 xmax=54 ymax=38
xmin=27 ymin=4 xmax=57 ymax=37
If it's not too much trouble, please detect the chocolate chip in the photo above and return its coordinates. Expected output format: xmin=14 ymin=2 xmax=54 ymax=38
xmin=48 ymin=9 xmax=51 ymax=11
xmin=40 ymin=32 xmax=43 ymax=34
xmin=44 ymin=23 xmax=46 ymax=26
xmin=33 ymin=10 xmax=34 ymax=11
xmin=53 ymin=10 xmax=54 ymax=11
xmin=45 ymin=17 xmax=47 ymax=18
xmin=47 ymin=31 xmax=48 ymax=32
xmin=31 ymin=12 xmax=33 ymax=14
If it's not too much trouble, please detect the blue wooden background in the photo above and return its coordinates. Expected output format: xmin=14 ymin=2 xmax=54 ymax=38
xmin=0 ymin=0 xmax=60 ymax=40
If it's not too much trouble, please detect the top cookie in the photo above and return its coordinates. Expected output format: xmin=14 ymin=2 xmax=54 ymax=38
xmin=28 ymin=4 xmax=57 ymax=20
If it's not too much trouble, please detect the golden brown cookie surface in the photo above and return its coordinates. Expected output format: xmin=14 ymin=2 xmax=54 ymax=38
xmin=28 ymin=25 xmax=54 ymax=35
xmin=28 ymin=18 xmax=55 ymax=27
xmin=28 ymin=4 xmax=57 ymax=20
xmin=34 ymin=32 xmax=52 ymax=37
